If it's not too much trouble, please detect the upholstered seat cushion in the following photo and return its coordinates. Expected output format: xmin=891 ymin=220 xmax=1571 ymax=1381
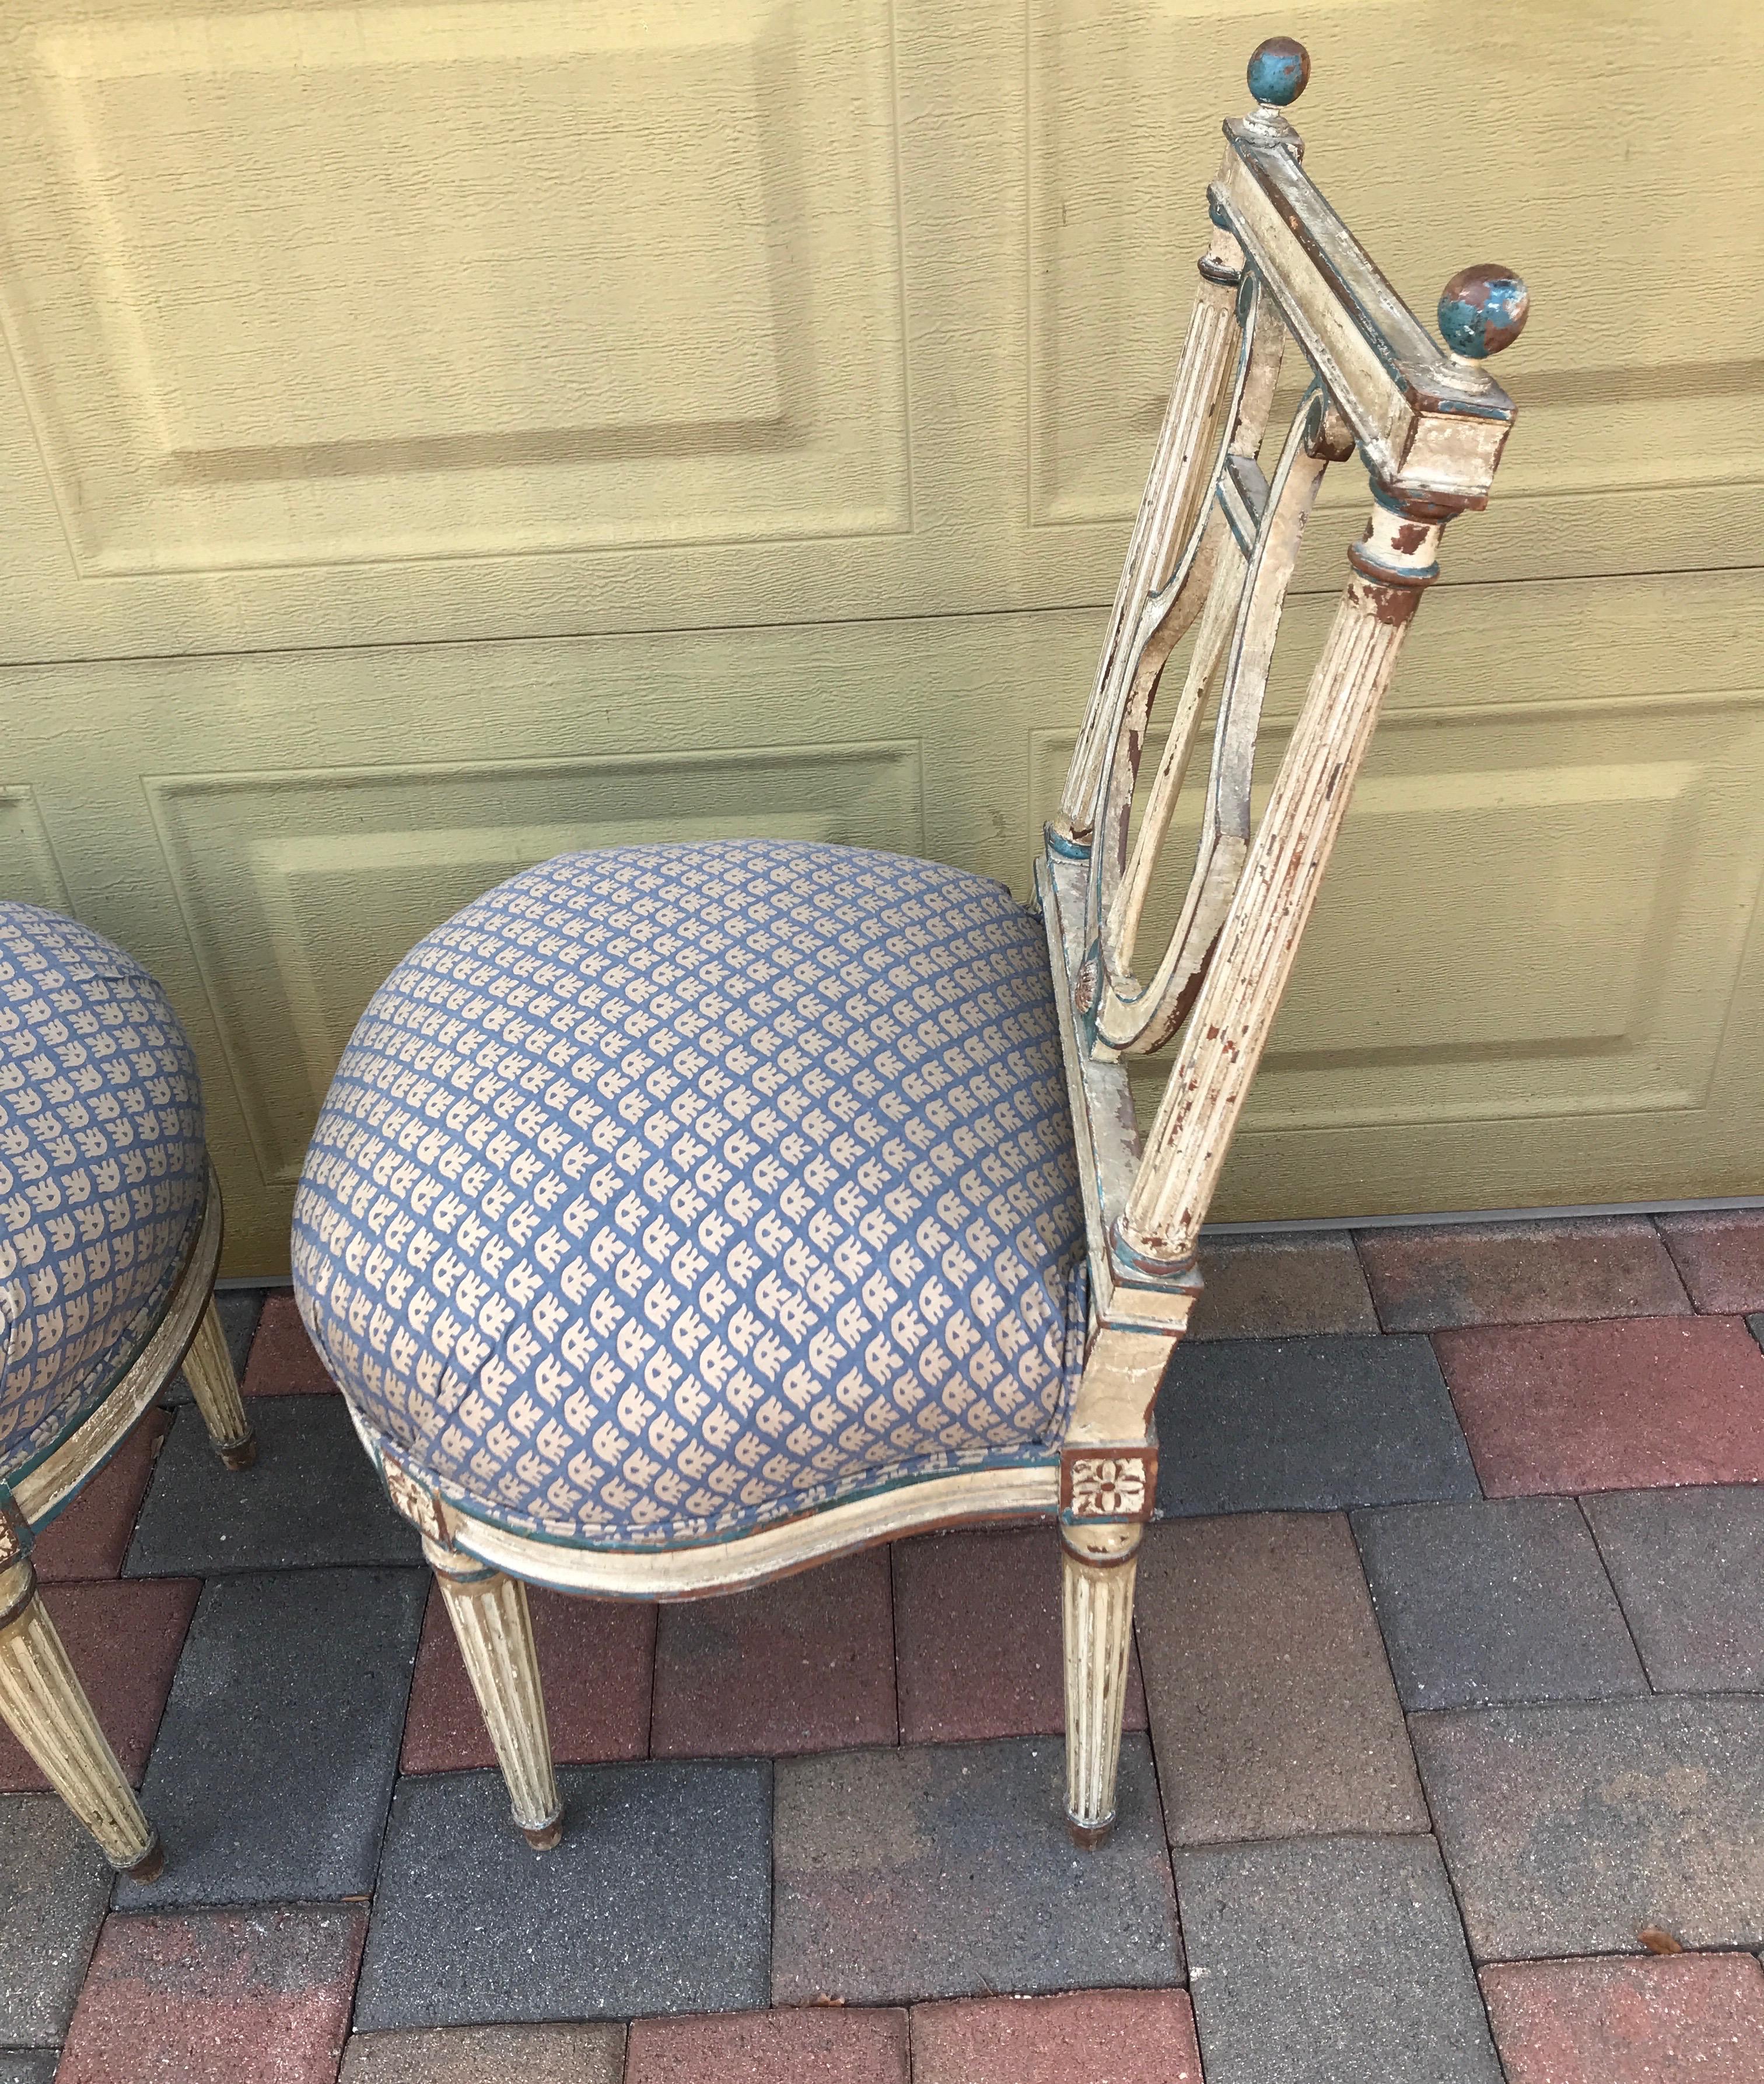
xmin=292 ymin=842 xmax=1086 ymax=1548
xmin=0 ymin=905 xmax=207 ymax=1477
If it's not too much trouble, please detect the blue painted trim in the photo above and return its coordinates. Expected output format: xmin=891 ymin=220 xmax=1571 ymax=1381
xmin=1356 ymin=550 xmax=1440 ymax=585
xmin=360 ymin=1408 xmax=1062 ymax=1567
xmin=1108 ymin=1217 xmax=1202 ymax=1291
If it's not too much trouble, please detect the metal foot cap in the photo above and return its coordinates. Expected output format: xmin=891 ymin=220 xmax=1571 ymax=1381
xmin=123 ymin=1836 xmax=164 ymax=1883
xmin=218 ymin=1435 xmax=258 ymax=1472
xmin=1067 ymin=1812 xmax=1116 ymax=1850
xmin=520 ymin=1812 xmax=564 ymax=1852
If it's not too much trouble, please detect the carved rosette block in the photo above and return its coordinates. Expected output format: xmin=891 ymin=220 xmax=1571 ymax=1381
xmin=425 ymin=1539 xmax=562 ymax=1850
xmin=1061 ymin=1521 xmax=1141 ymax=1844
xmin=183 ymin=1299 xmax=257 ymax=1470
xmin=1061 ymin=1447 xmax=1156 ymax=1522
xmin=0 ymin=1557 xmax=161 ymax=1877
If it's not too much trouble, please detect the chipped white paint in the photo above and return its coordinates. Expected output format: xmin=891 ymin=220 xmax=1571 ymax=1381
xmin=444 ymin=1461 xmax=1060 ymax=1601
xmin=1065 ymin=1456 xmax=1147 ymax=1519
xmin=1055 ymin=232 xmax=1246 ymax=851
xmin=1041 ymin=51 xmax=1524 ymax=1838
xmin=1121 ymin=522 xmax=1441 ymax=1267
xmin=181 ymin=1295 xmax=256 ymax=1468
xmin=425 ymin=1538 xmax=562 ymax=1848
xmin=1061 ymin=1521 xmax=1140 ymax=1837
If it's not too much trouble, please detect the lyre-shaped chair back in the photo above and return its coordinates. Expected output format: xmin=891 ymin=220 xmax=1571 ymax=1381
xmin=1041 ymin=36 xmax=1528 ymax=1298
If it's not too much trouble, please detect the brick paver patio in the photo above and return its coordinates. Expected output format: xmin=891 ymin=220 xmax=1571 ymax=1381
xmin=4 ymin=1211 xmax=1763 ymax=2082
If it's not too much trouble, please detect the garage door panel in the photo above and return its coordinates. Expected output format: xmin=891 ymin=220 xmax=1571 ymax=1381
xmin=4 ymin=2 xmax=1754 ymax=662
xmin=2 ymin=0 xmax=907 ymax=577
xmin=0 ymin=4 xmax=1759 ymax=1263
xmin=145 ymin=741 xmax=923 ymax=1186
xmin=0 ymin=785 xmax=72 ymax=911
xmin=1029 ymin=553 xmax=1764 ymax=1214
xmin=1037 ymin=694 xmax=1764 ymax=1149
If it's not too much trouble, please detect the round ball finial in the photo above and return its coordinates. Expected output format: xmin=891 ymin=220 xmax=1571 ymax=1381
xmin=1437 ymin=265 xmax=1530 ymax=359
xmin=1247 ymin=37 xmax=1310 ymax=109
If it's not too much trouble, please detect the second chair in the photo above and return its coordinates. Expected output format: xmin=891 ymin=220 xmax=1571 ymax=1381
xmin=0 ymin=904 xmax=257 ymax=1878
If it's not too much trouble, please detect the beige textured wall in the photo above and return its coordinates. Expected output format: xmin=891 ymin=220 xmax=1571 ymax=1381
xmin=1 ymin=1 xmax=1758 ymax=1274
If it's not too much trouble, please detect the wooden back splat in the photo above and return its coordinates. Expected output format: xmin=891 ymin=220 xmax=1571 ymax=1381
xmin=1040 ymin=38 xmax=1528 ymax=1508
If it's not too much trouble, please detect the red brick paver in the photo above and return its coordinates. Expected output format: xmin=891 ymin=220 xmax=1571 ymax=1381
xmin=244 ymin=1293 xmax=340 ymax=1394
xmin=651 ymin=1548 xmax=895 ymax=1758
xmin=1135 ymin=1512 xmax=1426 ymax=1844
xmin=1357 ymin=1219 xmax=1689 ymax=1331
xmin=911 ymin=1988 xmax=1202 ymax=2083
xmin=32 ymin=1409 xmax=169 ymax=1582
xmin=0 ymin=1579 xmax=198 ymax=1790
xmin=624 ymin=2005 xmax=908 ymax=2082
xmin=1482 ymin=1952 xmax=1764 ymax=2083
xmin=1656 ymin=1211 xmax=1764 ymax=1313
xmin=893 ymin=1524 xmax=1146 ymax=1744
xmin=1437 ymin=1316 xmax=1764 ymax=1494
xmin=1189 ymin=1233 xmax=1380 ymax=1338
xmin=401 ymin=1583 xmax=654 ymax=1772
xmin=341 ymin=2023 xmax=624 ymax=2082
xmin=57 ymin=1905 xmax=366 ymax=2084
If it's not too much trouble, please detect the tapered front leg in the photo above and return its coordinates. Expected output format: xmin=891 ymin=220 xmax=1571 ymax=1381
xmin=425 ymin=1540 xmax=562 ymax=1849
xmin=1061 ymin=1520 xmax=1142 ymax=1846
xmin=0 ymin=1557 xmax=162 ymax=1877
xmin=183 ymin=1298 xmax=257 ymax=1470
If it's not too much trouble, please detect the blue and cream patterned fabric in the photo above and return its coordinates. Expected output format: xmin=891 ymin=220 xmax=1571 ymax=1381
xmin=0 ymin=905 xmax=206 ymax=1477
xmin=293 ymin=842 xmax=1086 ymax=1549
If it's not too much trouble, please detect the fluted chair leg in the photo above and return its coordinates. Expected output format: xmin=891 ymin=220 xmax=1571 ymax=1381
xmin=1062 ymin=1521 xmax=1142 ymax=1847
xmin=184 ymin=1299 xmax=257 ymax=1470
xmin=0 ymin=1558 xmax=162 ymax=1878
xmin=425 ymin=1540 xmax=562 ymax=1849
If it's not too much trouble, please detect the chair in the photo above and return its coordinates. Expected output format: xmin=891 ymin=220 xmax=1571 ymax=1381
xmin=292 ymin=37 xmax=1527 ymax=1849
xmin=0 ymin=905 xmax=257 ymax=1879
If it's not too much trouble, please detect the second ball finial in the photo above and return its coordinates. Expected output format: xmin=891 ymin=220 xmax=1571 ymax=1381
xmin=1437 ymin=265 xmax=1530 ymax=359
xmin=1248 ymin=37 xmax=1310 ymax=109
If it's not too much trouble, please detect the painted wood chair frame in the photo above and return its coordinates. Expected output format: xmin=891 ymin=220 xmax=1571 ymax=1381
xmin=366 ymin=37 xmax=1527 ymax=1851
xmin=0 ymin=1169 xmax=255 ymax=1878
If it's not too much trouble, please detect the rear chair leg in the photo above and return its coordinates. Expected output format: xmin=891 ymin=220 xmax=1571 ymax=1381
xmin=184 ymin=1298 xmax=257 ymax=1470
xmin=0 ymin=1556 xmax=162 ymax=1879
xmin=425 ymin=1540 xmax=562 ymax=1849
xmin=1062 ymin=1520 xmax=1142 ymax=1845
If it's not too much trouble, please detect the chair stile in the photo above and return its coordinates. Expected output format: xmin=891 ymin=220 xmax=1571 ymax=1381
xmin=1042 ymin=33 xmax=1526 ymax=1833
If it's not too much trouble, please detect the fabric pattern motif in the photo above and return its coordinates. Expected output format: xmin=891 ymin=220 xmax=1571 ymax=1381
xmin=293 ymin=842 xmax=1086 ymax=1549
xmin=0 ymin=905 xmax=206 ymax=1477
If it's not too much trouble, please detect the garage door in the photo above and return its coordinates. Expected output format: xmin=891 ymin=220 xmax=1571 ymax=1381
xmin=2 ymin=0 xmax=1759 ymax=1274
